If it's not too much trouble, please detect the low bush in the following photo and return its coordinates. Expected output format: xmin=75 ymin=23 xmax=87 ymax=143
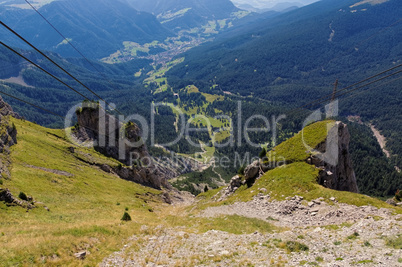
xmin=18 ymin=192 xmax=28 ymax=201
xmin=121 ymin=212 xmax=132 ymax=221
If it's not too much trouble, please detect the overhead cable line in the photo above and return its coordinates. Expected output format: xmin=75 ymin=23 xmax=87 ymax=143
xmin=332 ymin=76 xmax=402 ymax=103
xmin=324 ymin=72 xmax=402 ymax=104
xmin=23 ymin=0 xmax=127 ymax=116
xmin=0 ymin=41 xmax=90 ymax=101
xmin=290 ymin=69 xmax=402 ymax=116
xmin=0 ymin=20 xmax=122 ymax=115
xmin=0 ymin=89 xmax=65 ymax=119
xmin=287 ymin=64 xmax=402 ymax=115
xmin=286 ymin=70 xmax=402 ymax=118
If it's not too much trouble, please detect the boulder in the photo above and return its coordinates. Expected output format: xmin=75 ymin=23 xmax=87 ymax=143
xmin=244 ymin=160 xmax=260 ymax=181
xmin=74 ymin=251 xmax=89 ymax=260
xmin=385 ymin=198 xmax=397 ymax=206
xmin=0 ymin=188 xmax=35 ymax=209
xmin=218 ymin=175 xmax=243 ymax=201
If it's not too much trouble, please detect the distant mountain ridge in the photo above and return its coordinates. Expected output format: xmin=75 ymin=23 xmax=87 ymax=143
xmin=0 ymin=0 xmax=173 ymax=58
xmin=168 ymin=0 xmax=401 ymax=103
xmin=123 ymin=0 xmax=241 ymax=31
xmin=166 ymin=0 xmax=402 ymax=172
xmin=231 ymin=0 xmax=318 ymax=10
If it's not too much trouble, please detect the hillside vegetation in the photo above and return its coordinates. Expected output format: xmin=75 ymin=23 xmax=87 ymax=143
xmin=1 ymin=118 xmax=401 ymax=266
xmin=0 ymin=118 xmax=165 ymax=265
xmin=197 ymin=121 xmax=400 ymax=211
xmin=167 ymin=0 xmax=402 ymax=167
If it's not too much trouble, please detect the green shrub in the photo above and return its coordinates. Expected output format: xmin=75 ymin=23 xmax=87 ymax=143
xmin=121 ymin=212 xmax=132 ymax=221
xmin=19 ymin=192 xmax=28 ymax=201
xmin=0 ymin=179 xmax=3 ymax=185
xmin=396 ymin=189 xmax=402 ymax=201
xmin=385 ymin=235 xmax=402 ymax=249
xmin=238 ymin=165 xmax=245 ymax=175
xmin=333 ymin=241 xmax=341 ymax=245
xmin=347 ymin=232 xmax=359 ymax=240
xmin=356 ymin=260 xmax=373 ymax=264
xmin=285 ymin=241 xmax=309 ymax=252
xmin=259 ymin=148 xmax=267 ymax=159
xmin=315 ymin=256 xmax=323 ymax=262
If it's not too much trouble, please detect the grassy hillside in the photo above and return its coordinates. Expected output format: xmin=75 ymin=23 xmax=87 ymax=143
xmin=197 ymin=121 xmax=401 ymax=212
xmin=0 ymin=118 xmax=165 ymax=266
xmin=1 ymin=118 xmax=400 ymax=266
xmin=0 ymin=117 xmax=285 ymax=266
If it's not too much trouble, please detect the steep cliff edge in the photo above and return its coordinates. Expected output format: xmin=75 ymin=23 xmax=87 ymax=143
xmin=73 ymin=102 xmax=169 ymax=190
xmin=221 ymin=121 xmax=359 ymax=199
xmin=311 ymin=122 xmax=358 ymax=193
xmin=0 ymin=96 xmax=19 ymax=181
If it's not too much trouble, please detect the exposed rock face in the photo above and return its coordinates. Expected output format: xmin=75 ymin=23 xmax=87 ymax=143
xmin=0 ymin=95 xmax=21 ymax=119
xmin=218 ymin=175 xmax=243 ymax=201
xmin=0 ymin=188 xmax=34 ymax=209
xmin=243 ymin=160 xmax=273 ymax=187
xmin=74 ymin=103 xmax=169 ymax=190
xmin=221 ymin=121 xmax=359 ymax=199
xmin=0 ymin=96 xmax=19 ymax=181
xmin=311 ymin=122 xmax=359 ymax=193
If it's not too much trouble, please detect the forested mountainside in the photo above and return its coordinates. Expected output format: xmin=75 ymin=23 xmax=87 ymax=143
xmin=0 ymin=0 xmax=173 ymax=58
xmin=167 ymin=0 xmax=402 ymax=167
xmin=0 ymin=45 xmax=153 ymax=127
xmin=1 ymin=102 xmax=400 ymax=265
xmin=0 ymin=0 xmax=400 ymax=198
xmin=1 ymin=1 xmax=402 ymax=265
xmin=124 ymin=0 xmax=241 ymax=31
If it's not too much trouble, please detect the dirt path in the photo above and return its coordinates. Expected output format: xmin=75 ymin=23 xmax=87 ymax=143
xmin=100 ymin=196 xmax=402 ymax=267
xmin=369 ymin=124 xmax=391 ymax=158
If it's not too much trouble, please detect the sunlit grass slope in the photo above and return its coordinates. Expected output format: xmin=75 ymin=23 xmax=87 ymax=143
xmin=0 ymin=118 xmax=281 ymax=266
xmin=0 ymin=118 xmax=164 ymax=266
xmin=196 ymin=121 xmax=401 ymax=213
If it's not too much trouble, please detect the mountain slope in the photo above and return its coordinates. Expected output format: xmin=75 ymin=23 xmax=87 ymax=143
xmin=0 ymin=116 xmax=168 ymax=265
xmin=167 ymin=0 xmax=402 ymax=165
xmin=208 ymin=121 xmax=398 ymax=207
xmin=0 ymin=0 xmax=173 ymax=58
xmin=124 ymin=0 xmax=241 ymax=31
xmin=169 ymin=0 xmax=401 ymax=93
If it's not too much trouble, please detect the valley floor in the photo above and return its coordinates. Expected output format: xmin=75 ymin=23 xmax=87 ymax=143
xmin=101 ymin=196 xmax=402 ymax=267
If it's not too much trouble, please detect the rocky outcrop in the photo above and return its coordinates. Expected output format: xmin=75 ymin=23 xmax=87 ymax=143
xmin=74 ymin=103 xmax=169 ymax=190
xmin=0 ymin=188 xmax=35 ymax=209
xmin=0 ymin=95 xmax=21 ymax=119
xmin=218 ymin=175 xmax=243 ymax=201
xmin=0 ymin=96 xmax=19 ymax=181
xmin=243 ymin=160 xmax=273 ymax=187
xmin=221 ymin=121 xmax=359 ymax=199
xmin=309 ymin=122 xmax=359 ymax=193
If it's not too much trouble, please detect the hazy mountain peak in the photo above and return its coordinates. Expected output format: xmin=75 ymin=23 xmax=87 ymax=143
xmin=350 ymin=0 xmax=389 ymax=8
xmin=0 ymin=0 xmax=57 ymax=9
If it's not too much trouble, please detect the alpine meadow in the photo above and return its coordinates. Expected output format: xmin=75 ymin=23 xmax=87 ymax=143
xmin=0 ymin=0 xmax=401 ymax=266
